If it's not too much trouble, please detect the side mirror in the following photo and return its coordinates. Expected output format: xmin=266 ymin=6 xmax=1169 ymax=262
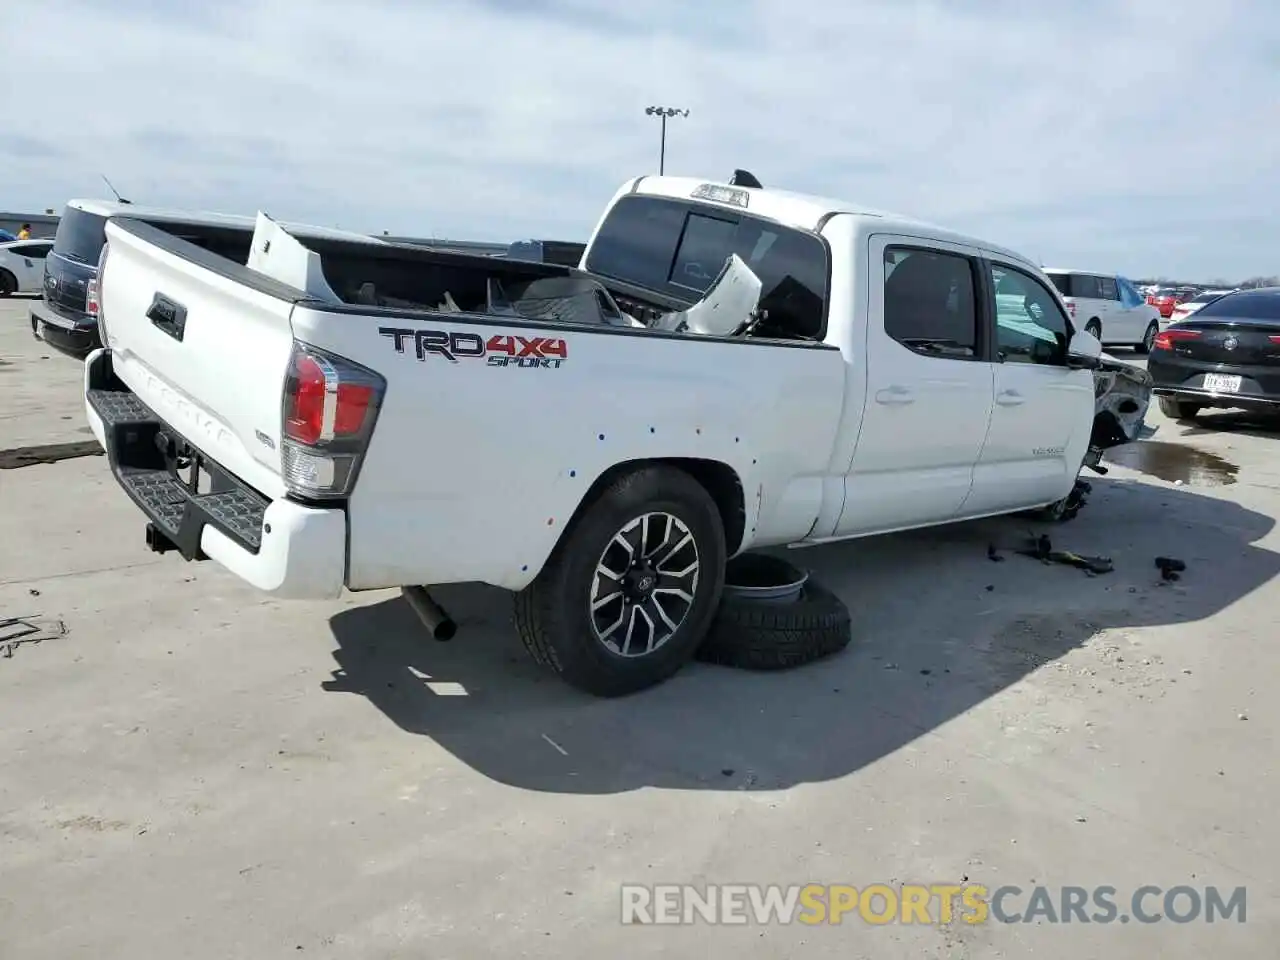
xmin=1066 ymin=328 xmax=1102 ymax=369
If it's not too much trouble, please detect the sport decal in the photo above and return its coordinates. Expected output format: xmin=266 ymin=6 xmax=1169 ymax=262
xmin=378 ymin=328 xmax=568 ymax=369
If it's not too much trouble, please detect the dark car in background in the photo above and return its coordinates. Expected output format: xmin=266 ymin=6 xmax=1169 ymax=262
xmin=32 ymin=200 xmax=393 ymax=357
xmin=1149 ymin=287 xmax=1280 ymax=422
xmin=30 ymin=200 xmax=119 ymax=355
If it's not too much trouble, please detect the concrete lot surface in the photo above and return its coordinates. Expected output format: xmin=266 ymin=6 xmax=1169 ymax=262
xmin=0 ymin=296 xmax=91 ymax=453
xmin=1 ymin=298 xmax=1277 ymax=958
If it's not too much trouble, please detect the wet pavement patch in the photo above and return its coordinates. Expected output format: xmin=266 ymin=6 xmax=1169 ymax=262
xmin=1103 ymin=440 xmax=1238 ymax=486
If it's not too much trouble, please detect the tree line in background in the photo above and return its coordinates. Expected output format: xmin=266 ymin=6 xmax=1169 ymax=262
xmin=1134 ymin=276 xmax=1280 ymax=290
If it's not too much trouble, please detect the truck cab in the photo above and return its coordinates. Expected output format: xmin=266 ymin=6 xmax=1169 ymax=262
xmin=579 ymin=176 xmax=1104 ymax=531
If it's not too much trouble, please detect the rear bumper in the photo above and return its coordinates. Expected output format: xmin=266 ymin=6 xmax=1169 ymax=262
xmin=84 ymin=348 xmax=347 ymax=599
xmin=1149 ymin=352 xmax=1280 ymax=408
xmin=31 ymin=299 xmax=101 ymax=356
xmin=1152 ymin=385 xmax=1280 ymax=409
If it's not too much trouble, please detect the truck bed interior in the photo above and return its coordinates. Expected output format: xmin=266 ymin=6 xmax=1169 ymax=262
xmin=137 ymin=218 xmax=817 ymax=340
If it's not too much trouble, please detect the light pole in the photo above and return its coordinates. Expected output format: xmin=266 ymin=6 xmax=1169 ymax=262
xmin=645 ymin=105 xmax=689 ymax=175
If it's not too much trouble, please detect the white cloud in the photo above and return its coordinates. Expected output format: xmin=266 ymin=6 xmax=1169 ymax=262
xmin=6 ymin=0 xmax=1279 ymax=279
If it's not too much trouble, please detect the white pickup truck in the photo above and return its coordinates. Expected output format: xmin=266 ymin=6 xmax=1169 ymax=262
xmin=84 ymin=174 xmax=1151 ymax=696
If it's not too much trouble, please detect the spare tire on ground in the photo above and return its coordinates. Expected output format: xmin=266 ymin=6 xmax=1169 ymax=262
xmin=695 ymin=553 xmax=853 ymax=671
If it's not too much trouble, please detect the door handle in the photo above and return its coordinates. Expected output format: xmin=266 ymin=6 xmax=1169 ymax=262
xmin=875 ymin=386 xmax=915 ymax=405
xmin=996 ymin=389 xmax=1025 ymax=406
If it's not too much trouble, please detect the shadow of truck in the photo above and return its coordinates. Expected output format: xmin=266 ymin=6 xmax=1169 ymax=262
xmin=325 ymin=475 xmax=1278 ymax=794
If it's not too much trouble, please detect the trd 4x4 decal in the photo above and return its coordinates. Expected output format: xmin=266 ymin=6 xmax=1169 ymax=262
xmin=378 ymin=327 xmax=568 ymax=368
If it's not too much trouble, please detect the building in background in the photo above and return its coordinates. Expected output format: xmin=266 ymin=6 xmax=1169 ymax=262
xmin=0 ymin=212 xmax=59 ymax=240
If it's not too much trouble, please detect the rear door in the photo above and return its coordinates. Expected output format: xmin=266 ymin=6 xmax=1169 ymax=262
xmin=1096 ymin=275 xmax=1129 ymax=341
xmin=7 ymin=242 xmax=48 ymax=291
xmin=1115 ymin=277 xmax=1156 ymax=342
xmin=836 ymin=237 xmax=995 ymax=535
xmin=1069 ymin=274 xmax=1105 ymax=333
xmin=99 ymin=218 xmax=304 ymax=498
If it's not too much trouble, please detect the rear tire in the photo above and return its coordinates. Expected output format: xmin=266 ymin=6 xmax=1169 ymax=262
xmin=0 ymin=270 xmax=16 ymax=297
xmin=1084 ymin=319 xmax=1102 ymax=340
xmin=513 ymin=465 xmax=726 ymax=697
xmin=1135 ymin=321 xmax=1158 ymax=355
xmin=1158 ymin=396 xmax=1201 ymax=421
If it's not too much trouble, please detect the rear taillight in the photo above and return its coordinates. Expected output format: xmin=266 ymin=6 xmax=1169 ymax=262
xmin=91 ymin=244 xmax=109 ymax=344
xmin=1152 ymin=329 xmax=1201 ymax=351
xmin=1268 ymin=336 xmax=1280 ymax=344
xmin=280 ymin=342 xmax=386 ymax=499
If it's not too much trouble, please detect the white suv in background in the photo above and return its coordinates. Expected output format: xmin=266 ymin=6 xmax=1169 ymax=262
xmin=1044 ymin=269 xmax=1162 ymax=354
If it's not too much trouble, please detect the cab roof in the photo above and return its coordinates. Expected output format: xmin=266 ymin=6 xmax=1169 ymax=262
xmin=628 ymin=175 xmax=1037 ymax=269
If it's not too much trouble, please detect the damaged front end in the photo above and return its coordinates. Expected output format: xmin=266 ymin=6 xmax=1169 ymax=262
xmin=1085 ymin=353 xmax=1153 ymax=473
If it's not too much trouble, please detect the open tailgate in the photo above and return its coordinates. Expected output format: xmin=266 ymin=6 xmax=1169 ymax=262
xmin=98 ymin=219 xmax=304 ymax=499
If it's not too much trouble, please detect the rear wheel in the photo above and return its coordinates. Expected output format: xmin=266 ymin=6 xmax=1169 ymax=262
xmin=1135 ymin=321 xmax=1158 ymax=355
xmin=1158 ymin=396 xmax=1201 ymax=421
xmin=513 ymin=465 xmax=726 ymax=697
xmin=1084 ymin=319 xmax=1102 ymax=340
xmin=0 ymin=270 xmax=16 ymax=297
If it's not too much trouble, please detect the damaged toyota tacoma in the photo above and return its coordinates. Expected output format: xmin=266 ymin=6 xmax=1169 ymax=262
xmin=83 ymin=173 xmax=1150 ymax=696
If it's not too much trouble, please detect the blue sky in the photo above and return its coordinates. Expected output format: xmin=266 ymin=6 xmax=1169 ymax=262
xmin=5 ymin=0 xmax=1278 ymax=280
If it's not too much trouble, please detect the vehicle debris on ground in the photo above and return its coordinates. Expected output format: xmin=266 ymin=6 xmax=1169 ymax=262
xmin=1 ymin=616 xmax=68 ymax=659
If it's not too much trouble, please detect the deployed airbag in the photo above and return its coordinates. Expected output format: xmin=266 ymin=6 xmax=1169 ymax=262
xmin=651 ymin=254 xmax=763 ymax=336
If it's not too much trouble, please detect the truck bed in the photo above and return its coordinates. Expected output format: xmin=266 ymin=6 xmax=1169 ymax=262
xmin=132 ymin=216 xmax=690 ymax=329
xmin=92 ymin=215 xmax=846 ymax=595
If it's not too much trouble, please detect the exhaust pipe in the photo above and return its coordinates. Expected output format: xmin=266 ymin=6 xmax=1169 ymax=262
xmin=402 ymin=586 xmax=458 ymax=642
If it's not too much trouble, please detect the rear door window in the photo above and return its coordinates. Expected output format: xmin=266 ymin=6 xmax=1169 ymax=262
xmin=1071 ymin=274 xmax=1102 ymax=299
xmin=584 ymin=194 xmax=830 ymax=339
xmin=882 ymin=247 xmax=981 ymax=359
xmin=8 ymin=242 xmax=49 ymax=259
xmin=1097 ymin=276 xmax=1119 ymax=300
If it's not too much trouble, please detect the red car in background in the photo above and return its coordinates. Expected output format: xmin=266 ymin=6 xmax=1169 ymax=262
xmin=1147 ymin=287 xmax=1193 ymax=319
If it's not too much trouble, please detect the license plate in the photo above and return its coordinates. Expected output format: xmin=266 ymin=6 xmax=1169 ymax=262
xmin=1203 ymin=373 xmax=1242 ymax=393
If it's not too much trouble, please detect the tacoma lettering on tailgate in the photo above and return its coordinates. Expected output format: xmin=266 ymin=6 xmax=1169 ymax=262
xmin=378 ymin=327 xmax=568 ymax=368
